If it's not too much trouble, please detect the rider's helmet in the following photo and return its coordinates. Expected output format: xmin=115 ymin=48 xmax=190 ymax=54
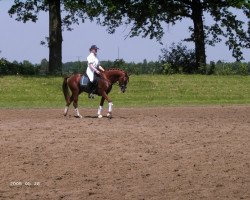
xmin=89 ymin=45 xmax=99 ymax=51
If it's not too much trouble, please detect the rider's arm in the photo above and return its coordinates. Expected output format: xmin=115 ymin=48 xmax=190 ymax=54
xmin=98 ymin=65 xmax=105 ymax=72
xmin=89 ymin=63 xmax=100 ymax=74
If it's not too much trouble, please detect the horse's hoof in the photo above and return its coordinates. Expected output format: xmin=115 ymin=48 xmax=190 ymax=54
xmin=64 ymin=112 xmax=68 ymax=116
xmin=98 ymin=115 xmax=103 ymax=118
xmin=64 ymin=106 xmax=69 ymax=116
xmin=107 ymin=113 xmax=112 ymax=119
xmin=75 ymin=115 xmax=82 ymax=118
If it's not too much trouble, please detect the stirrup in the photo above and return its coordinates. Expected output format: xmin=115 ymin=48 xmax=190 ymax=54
xmin=88 ymin=93 xmax=95 ymax=99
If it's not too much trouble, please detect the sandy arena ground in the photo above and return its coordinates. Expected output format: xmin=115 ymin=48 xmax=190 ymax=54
xmin=0 ymin=106 xmax=249 ymax=200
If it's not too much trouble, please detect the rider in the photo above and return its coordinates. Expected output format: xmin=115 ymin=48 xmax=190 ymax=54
xmin=86 ymin=45 xmax=104 ymax=98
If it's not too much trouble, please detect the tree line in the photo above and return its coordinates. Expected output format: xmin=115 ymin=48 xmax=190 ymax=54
xmin=1 ymin=58 xmax=249 ymax=76
xmin=7 ymin=0 xmax=250 ymax=74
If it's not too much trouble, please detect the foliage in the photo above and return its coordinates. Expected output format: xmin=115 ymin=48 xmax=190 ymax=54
xmin=160 ymin=43 xmax=196 ymax=74
xmin=7 ymin=0 xmax=250 ymax=73
xmin=63 ymin=61 xmax=87 ymax=74
xmin=1 ymin=57 xmax=249 ymax=76
xmin=8 ymin=0 xmax=102 ymax=74
xmin=8 ymin=1 xmax=93 ymax=31
xmin=201 ymin=61 xmax=250 ymax=75
xmin=93 ymin=0 xmax=250 ymax=66
xmin=0 ymin=75 xmax=249 ymax=108
xmin=62 ymin=59 xmax=163 ymax=75
xmin=0 ymin=58 xmax=37 ymax=75
xmin=162 ymin=63 xmax=174 ymax=75
xmin=213 ymin=61 xmax=250 ymax=75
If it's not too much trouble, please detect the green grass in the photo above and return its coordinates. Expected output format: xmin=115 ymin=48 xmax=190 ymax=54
xmin=0 ymin=75 xmax=249 ymax=108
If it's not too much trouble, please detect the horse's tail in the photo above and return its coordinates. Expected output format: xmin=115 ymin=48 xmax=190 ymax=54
xmin=62 ymin=77 xmax=70 ymax=103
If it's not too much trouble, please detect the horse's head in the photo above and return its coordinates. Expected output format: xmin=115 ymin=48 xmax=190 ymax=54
xmin=118 ymin=72 xmax=129 ymax=93
xmin=105 ymin=68 xmax=129 ymax=93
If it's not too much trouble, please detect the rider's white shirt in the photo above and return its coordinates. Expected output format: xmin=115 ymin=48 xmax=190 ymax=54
xmin=86 ymin=52 xmax=99 ymax=82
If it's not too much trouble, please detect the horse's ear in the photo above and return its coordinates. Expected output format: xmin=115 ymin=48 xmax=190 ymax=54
xmin=126 ymin=72 xmax=132 ymax=76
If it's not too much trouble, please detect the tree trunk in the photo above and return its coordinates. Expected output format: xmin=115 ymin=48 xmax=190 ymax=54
xmin=191 ymin=0 xmax=206 ymax=71
xmin=48 ymin=0 xmax=62 ymax=74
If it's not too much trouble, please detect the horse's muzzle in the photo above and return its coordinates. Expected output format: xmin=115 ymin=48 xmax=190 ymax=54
xmin=120 ymin=85 xmax=127 ymax=93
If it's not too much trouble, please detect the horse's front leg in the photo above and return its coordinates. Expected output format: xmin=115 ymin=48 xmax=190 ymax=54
xmin=97 ymin=97 xmax=105 ymax=118
xmin=101 ymin=91 xmax=113 ymax=119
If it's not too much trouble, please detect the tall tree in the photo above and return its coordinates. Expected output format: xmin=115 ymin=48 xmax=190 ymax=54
xmin=9 ymin=0 xmax=62 ymax=74
xmin=92 ymin=0 xmax=250 ymax=69
xmin=48 ymin=0 xmax=62 ymax=74
xmin=8 ymin=0 xmax=91 ymax=74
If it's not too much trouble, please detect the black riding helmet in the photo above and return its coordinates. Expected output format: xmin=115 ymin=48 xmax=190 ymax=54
xmin=89 ymin=45 xmax=99 ymax=51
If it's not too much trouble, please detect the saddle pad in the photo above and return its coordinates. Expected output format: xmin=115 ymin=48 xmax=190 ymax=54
xmin=80 ymin=75 xmax=89 ymax=86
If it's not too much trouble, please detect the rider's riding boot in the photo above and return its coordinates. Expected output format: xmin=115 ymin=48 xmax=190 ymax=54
xmin=88 ymin=84 xmax=95 ymax=99
xmin=88 ymin=80 xmax=97 ymax=99
xmin=88 ymin=90 xmax=95 ymax=99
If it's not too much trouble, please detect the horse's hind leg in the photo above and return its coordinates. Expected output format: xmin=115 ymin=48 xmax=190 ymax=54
xmin=73 ymin=92 xmax=82 ymax=118
xmin=64 ymin=95 xmax=74 ymax=116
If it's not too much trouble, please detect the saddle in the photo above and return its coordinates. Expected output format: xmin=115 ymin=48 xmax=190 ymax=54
xmin=80 ymin=74 xmax=100 ymax=97
xmin=80 ymin=74 xmax=89 ymax=87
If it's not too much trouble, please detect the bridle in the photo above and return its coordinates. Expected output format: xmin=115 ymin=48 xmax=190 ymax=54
xmin=118 ymin=74 xmax=128 ymax=92
xmin=103 ymin=69 xmax=129 ymax=92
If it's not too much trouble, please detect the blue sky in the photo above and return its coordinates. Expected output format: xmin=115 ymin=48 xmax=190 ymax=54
xmin=0 ymin=1 xmax=249 ymax=64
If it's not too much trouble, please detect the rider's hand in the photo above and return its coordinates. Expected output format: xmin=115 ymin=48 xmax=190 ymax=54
xmin=99 ymin=66 xmax=105 ymax=71
xmin=96 ymin=70 xmax=100 ymax=75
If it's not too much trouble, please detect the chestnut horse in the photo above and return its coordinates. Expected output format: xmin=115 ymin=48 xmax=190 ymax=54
xmin=62 ymin=68 xmax=129 ymax=118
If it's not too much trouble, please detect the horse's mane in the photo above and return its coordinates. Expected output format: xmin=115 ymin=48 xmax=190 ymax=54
xmin=106 ymin=68 xmax=128 ymax=76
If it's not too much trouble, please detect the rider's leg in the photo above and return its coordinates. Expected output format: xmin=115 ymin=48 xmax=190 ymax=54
xmin=88 ymin=74 xmax=98 ymax=98
xmin=87 ymin=81 xmax=93 ymax=93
